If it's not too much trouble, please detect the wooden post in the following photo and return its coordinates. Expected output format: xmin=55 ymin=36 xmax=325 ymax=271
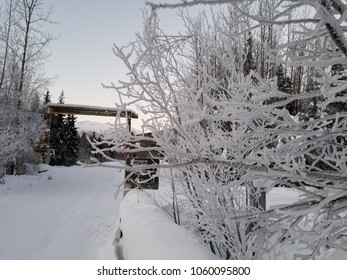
xmin=124 ymin=111 xmax=132 ymax=197
xmin=127 ymin=113 xmax=132 ymax=132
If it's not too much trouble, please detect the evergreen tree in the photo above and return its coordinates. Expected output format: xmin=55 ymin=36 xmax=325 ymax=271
xmin=63 ymin=114 xmax=78 ymax=166
xmin=49 ymin=91 xmax=66 ymax=166
xmin=49 ymin=92 xmax=78 ymax=166
xmin=58 ymin=91 xmax=65 ymax=104
xmin=43 ymin=90 xmax=51 ymax=104
xmin=49 ymin=113 xmax=65 ymax=166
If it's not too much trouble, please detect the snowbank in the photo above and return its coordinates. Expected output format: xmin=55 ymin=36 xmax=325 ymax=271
xmin=119 ymin=190 xmax=217 ymax=260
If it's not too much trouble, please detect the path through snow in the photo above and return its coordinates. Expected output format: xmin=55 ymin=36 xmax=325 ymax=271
xmin=0 ymin=165 xmax=122 ymax=260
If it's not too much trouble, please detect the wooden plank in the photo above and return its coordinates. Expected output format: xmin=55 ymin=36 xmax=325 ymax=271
xmin=47 ymin=103 xmax=138 ymax=118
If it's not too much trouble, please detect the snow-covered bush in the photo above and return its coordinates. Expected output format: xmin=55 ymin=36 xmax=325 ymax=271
xmin=0 ymin=90 xmax=45 ymax=175
xmin=101 ymin=1 xmax=347 ymax=259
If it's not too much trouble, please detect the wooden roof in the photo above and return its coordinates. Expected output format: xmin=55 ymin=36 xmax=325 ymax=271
xmin=46 ymin=103 xmax=138 ymax=118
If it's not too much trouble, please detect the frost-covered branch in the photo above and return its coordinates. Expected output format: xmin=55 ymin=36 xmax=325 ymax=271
xmin=146 ymin=0 xmax=232 ymax=10
xmin=100 ymin=1 xmax=347 ymax=259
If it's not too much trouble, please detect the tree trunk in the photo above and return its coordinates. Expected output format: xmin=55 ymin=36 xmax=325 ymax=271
xmin=0 ymin=0 xmax=15 ymax=90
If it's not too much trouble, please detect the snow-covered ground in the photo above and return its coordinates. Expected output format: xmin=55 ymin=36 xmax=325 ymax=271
xmin=0 ymin=165 xmax=121 ymax=259
xmin=0 ymin=164 xmax=216 ymax=260
xmin=1 ymin=164 xmax=346 ymax=260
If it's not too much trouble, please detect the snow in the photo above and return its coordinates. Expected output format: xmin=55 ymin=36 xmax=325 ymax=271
xmin=0 ymin=164 xmax=216 ymax=260
xmin=266 ymin=186 xmax=302 ymax=208
xmin=76 ymin=120 xmax=142 ymax=136
xmin=1 ymin=164 xmax=346 ymax=260
xmin=76 ymin=120 xmax=115 ymax=135
xmin=0 ymin=164 xmax=121 ymax=259
xmin=119 ymin=190 xmax=217 ymax=260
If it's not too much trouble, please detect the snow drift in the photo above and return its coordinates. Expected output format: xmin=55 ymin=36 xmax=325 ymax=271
xmin=119 ymin=190 xmax=217 ymax=260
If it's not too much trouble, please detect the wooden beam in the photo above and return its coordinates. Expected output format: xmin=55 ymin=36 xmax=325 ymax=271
xmin=47 ymin=103 xmax=138 ymax=118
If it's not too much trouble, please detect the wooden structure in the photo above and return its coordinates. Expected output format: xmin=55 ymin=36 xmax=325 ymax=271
xmin=46 ymin=103 xmax=138 ymax=125
xmin=46 ymin=103 xmax=138 ymax=117
xmin=39 ymin=103 xmax=159 ymax=194
xmin=124 ymin=131 xmax=162 ymax=194
xmin=36 ymin=103 xmax=138 ymax=163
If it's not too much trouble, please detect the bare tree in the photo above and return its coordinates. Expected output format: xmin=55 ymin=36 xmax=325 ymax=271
xmin=15 ymin=0 xmax=55 ymax=93
xmin=0 ymin=0 xmax=17 ymax=90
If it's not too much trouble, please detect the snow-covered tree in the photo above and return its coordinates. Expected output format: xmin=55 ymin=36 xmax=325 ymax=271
xmin=49 ymin=92 xmax=78 ymax=167
xmin=99 ymin=0 xmax=347 ymax=259
xmin=0 ymin=0 xmax=55 ymax=175
xmin=0 ymin=88 xmax=44 ymax=175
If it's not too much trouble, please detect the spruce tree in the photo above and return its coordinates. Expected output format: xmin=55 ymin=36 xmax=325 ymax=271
xmin=43 ymin=90 xmax=52 ymax=105
xmin=49 ymin=114 xmax=65 ymax=166
xmin=64 ymin=114 xmax=78 ymax=166
xmin=58 ymin=91 xmax=65 ymax=104
xmin=49 ymin=91 xmax=66 ymax=166
xmin=49 ymin=91 xmax=79 ymax=166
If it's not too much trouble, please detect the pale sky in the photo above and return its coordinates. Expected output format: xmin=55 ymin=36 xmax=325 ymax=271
xmin=44 ymin=0 xmax=181 ymax=124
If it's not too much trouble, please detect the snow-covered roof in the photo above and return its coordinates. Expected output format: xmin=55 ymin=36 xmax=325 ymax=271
xmin=46 ymin=103 xmax=138 ymax=118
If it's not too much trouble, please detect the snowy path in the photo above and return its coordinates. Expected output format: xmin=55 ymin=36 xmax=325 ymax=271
xmin=0 ymin=165 xmax=123 ymax=260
